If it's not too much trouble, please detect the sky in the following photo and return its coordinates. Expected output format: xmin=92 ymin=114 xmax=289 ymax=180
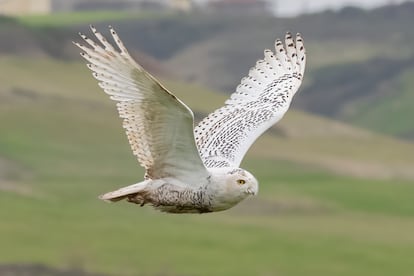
xmin=195 ymin=0 xmax=412 ymax=16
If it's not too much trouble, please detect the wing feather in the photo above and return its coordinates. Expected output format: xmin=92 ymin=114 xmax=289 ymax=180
xmin=75 ymin=26 xmax=209 ymax=182
xmin=195 ymin=32 xmax=306 ymax=168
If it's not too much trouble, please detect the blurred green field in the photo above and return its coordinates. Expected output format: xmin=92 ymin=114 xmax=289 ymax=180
xmin=1 ymin=56 xmax=414 ymax=276
xmin=349 ymin=68 xmax=414 ymax=136
xmin=6 ymin=6 xmax=414 ymax=140
xmin=16 ymin=11 xmax=164 ymax=27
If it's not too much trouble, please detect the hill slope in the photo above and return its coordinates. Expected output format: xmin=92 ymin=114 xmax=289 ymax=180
xmin=1 ymin=56 xmax=414 ymax=180
xmin=165 ymin=3 xmax=414 ymax=139
xmin=3 ymin=4 xmax=414 ymax=139
xmin=4 ymin=5 xmax=414 ymax=270
xmin=2 ymin=56 xmax=414 ymax=276
xmin=295 ymin=58 xmax=414 ymax=138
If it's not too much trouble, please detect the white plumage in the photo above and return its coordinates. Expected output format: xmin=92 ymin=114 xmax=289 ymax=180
xmin=74 ymin=26 xmax=306 ymax=213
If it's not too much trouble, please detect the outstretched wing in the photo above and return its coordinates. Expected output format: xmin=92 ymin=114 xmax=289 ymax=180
xmin=195 ymin=32 xmax=306 ymax=168
xmin=74 ymin=26 xmax=209 ymax=182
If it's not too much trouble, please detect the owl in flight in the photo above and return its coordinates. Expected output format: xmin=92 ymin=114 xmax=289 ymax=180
xmin=74 ymin=26 xmax=306 ymax=213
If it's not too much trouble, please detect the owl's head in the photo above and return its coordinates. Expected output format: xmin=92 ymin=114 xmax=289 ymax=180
xmin=207 ymin=167 xmax=258 ymax=211
xmin=220 ymin=168 xmax=259 ymax=196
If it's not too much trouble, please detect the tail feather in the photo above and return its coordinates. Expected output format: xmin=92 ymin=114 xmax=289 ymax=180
xmin=99 ymin=181 xmax=149 ymax=202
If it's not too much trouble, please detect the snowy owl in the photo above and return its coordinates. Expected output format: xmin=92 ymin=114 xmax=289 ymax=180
xmin=74 ymin=25 xmax=306 ymax=213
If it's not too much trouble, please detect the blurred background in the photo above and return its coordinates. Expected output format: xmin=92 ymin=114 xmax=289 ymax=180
xmin=1 ymin=0 xmax=414 ymax=275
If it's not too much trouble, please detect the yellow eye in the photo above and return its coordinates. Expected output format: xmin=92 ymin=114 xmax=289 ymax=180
xmin=237 ymin=179 xmax=246 ymax=185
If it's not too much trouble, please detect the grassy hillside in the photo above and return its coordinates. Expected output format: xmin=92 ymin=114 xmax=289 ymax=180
xmin=167 ymin=4 xmax=414 ymax=87
xmin=16 ymin=11 xmax=141 ymax=27
xmin=1 ymin=56 xmax=414 ymax=276
xmin=348 ymin=68 xmax=414 ymax=138
xmin=295 ymin=58 xmax=414 ymax=138
xmin=3 ymin=3 xmax=414 ymax=139
xmin=164 ymin=4 xmax=414 ymax=139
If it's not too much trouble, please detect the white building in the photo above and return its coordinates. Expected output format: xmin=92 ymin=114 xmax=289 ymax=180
xmin=0 ymin=0 xmax=51 ymax=15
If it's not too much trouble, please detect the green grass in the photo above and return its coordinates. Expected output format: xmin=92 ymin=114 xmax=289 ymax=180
xmin=1 ymin=56 xmax=414 ymax=276
xmin=16 ymin=11 xmax=169 ymax=28
xmin=11 ymin=10 xmax=414 ymax=140
xmin=349 ymin=69 xmax=414 ymax=137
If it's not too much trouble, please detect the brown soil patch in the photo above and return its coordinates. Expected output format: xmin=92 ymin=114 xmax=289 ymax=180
xmin=0 ymin=157 xmax=33 ymax=196
xmin=0 ymin=263 xmax=108 ymax=276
